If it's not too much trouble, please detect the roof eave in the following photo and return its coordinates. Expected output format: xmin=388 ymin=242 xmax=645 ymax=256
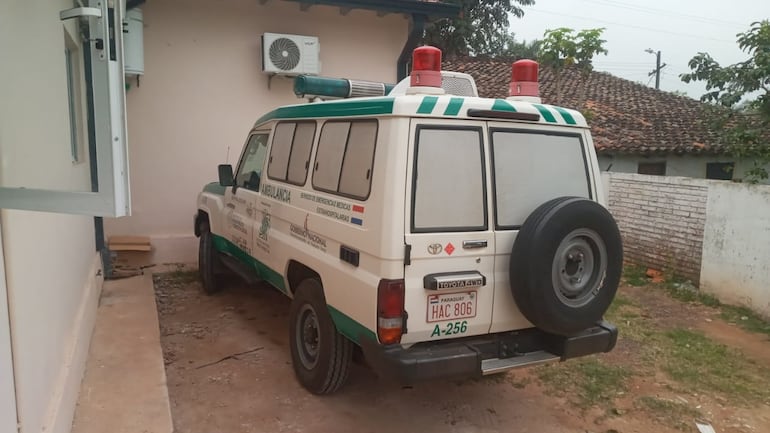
xmin=284 ymin=0 xmax=461 ymax=17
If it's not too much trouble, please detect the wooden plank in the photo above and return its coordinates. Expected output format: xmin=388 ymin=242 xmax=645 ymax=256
xmin=109 ymin=243 xmax=152 ymax=252
xmin=108 ymin=235 xmax=151 ymax=246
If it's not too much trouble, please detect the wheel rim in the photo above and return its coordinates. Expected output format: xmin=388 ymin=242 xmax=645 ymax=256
xmin=296 ymin=304 xmax=321 ymax=370
xmin=551 ymin=228 xmax=607 ymax=308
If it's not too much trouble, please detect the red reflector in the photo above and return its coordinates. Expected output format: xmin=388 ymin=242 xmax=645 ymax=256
xmin=377 ymin=279 xmax=405 ymax=344
xmin=410 ymin=46 xmax=442 ymax=88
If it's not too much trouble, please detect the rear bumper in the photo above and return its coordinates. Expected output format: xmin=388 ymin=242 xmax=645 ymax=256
xmin=360 ymin=321 xmax=617 ymax=385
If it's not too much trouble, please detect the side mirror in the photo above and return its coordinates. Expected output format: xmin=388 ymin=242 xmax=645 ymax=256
xmin=218 ymin=164 xmax=234 ymax=187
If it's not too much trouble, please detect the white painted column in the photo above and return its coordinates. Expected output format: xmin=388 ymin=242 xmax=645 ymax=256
xmin=0 ymin=217 xmax=19 ymax=433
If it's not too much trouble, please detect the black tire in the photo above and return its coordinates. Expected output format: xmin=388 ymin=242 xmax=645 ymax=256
xmin=289 ymin=279 xmax=353 ymax=395
xmin=510 ymin=197 xmax=623 ymax=336
xmin=198 ymin=225 xmax=222 ymax=295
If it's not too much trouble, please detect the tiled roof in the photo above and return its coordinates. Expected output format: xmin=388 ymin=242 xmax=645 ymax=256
xmin=443 ymin=57 xmax=724 ymax=155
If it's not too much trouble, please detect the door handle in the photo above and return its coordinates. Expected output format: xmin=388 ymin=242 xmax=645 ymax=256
xmin=463 ymin=240 xmax=487 ymax=249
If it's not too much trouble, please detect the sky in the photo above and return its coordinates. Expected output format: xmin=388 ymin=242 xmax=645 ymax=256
xmin=509 ymin=0 xmax=770 ymax=99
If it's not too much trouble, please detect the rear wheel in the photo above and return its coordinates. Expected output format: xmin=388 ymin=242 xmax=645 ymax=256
xmin=289 ymin=279 xmax=353 ymax=394
xmin=198 ymin=224 xmax=222 ymax=295
xmin=510 ymin=197 xmax=623 ymax=336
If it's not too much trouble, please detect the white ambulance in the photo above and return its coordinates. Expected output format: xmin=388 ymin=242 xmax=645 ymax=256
xmin=195 ymin=46 xmax=623 ymax=394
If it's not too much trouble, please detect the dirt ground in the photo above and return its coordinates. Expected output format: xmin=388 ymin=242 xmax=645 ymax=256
xmin=154 ymin=268 xmax=770 ymax=433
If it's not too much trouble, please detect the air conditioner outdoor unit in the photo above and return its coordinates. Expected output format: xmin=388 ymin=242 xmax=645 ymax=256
xmin=262 ymin=33 xmax=320 ymax=76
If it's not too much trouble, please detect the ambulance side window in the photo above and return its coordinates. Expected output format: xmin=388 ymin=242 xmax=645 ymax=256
xmin=267 ymin=121 xmax=316 ymax=185
xmin=313 ymin=120 xmax=378 ymax=201
xmin=234 ymin=133 xmax=269 ymax=191
xmin=412 ymin=127 xmax=487 ymax=232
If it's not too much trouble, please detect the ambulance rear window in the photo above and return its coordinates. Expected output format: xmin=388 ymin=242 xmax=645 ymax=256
xmin=491 ymin=129 xmax=590 ymax=229
xmin=412 ymin=127 xmax=487 ymax=232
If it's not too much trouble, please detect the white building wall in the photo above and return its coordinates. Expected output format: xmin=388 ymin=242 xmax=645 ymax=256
xmin=700 ymin=182 xmax=770 ymax=317
xmin=0 ymin=2 xmax=104 ymax=433
xmin=599 ymin=154 xmax=770 ymax=184
xmin=602 ymin=172 xmax=770 ymax=319
xmin=104 ymin=0 xmax=410 ymax=262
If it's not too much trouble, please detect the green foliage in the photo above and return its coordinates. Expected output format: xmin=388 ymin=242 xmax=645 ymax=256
xmin=490 ymin=33 xmax=541 ymax=59
xmin=538 ymin=27 xmax=608 ymax=104
xmin=539 ymin=27 xmax=608 ymax=74
xmin=423 ymin=0 xmax=535 ymax=56
xmin=681 ymin=20 xmax=770 ymax=182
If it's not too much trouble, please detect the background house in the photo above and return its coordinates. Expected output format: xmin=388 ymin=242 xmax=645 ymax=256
xmin=0 ymin=1 xmax=458 ymax=433
xmin=443 ymin=57 xmax=770 ymax=183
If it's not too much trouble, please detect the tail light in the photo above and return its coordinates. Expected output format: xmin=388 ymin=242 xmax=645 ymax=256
xmin=377 ymin=279 xmax=406 ymax=345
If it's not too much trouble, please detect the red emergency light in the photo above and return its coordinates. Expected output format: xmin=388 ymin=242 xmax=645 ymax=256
xmin=509 ymin=59 xmax=540 ymax=99
xmin=410 ymin=46 xmax=442 ymax=88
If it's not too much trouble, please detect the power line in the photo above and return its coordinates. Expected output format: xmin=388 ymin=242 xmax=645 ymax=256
xmin=593 ymin=61 xmax=653 ymax=66
xmin=528 ymin=8 xmax=736 ymax=44
xmin=577 ymin=0 xmax=747 ymax=28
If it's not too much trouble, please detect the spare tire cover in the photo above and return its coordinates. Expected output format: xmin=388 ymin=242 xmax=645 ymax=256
xmin=509 ymin=197 xmax=623 ymax=336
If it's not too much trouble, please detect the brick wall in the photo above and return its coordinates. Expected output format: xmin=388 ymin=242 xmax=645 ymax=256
xmin=605 ymin=173 xmax=708 ymax=282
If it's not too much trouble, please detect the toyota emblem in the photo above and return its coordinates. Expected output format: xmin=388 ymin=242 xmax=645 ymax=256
xmin=427 ymin=243 xmax=443 ymax=255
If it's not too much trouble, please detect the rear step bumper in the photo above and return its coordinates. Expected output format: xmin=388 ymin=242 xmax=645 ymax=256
xmin=359 ymin=321 xmax=617 ymax=385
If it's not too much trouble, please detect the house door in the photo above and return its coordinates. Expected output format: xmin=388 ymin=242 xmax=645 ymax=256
xmin=0 ymin=223 xmax=19 ymax=433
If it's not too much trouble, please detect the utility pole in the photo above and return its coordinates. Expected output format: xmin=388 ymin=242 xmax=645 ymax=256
xmin=645 ymin=48 xmax=667 ymax=90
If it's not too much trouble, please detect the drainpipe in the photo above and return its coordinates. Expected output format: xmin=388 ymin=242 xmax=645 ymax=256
xmin=397 ymin=14 xmax=427 ymax=82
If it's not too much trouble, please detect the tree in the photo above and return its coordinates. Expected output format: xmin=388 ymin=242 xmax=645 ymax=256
xmin=538 ymin=28 xmax=608 ymax=104
xmin=491 ymin=33 xmax=541 ymax=59
xmin=680 ymin=20 xmax=770 ymax=182
xmin=423 ymin=0 xmax=535 ymax=56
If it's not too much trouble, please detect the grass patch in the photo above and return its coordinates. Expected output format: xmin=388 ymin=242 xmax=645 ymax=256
xmin=662 ymin=280 xmax=721 ymax=307
xmin=635 ymin=396 xmax=702 ymax=432
xmin=622 ymin=264 xmax=648 ymax=286
xmin=537 ymin=357 xmax=631 ymax=408
xmin=605 ymin=295 xmax=655 ymax=343
xmin=605 ymin=293 xmax=635 ymax=316
xmin=658 ymin=279 xmax=770 ymax=338
xmin=661 ymin=328 xmax=770 ymax=404
xmin=720 ymin=304 xmax=770 ymax=337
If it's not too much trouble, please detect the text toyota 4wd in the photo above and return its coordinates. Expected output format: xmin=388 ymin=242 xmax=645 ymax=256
xmin=194 ymin=47 xmax=623 ymax=394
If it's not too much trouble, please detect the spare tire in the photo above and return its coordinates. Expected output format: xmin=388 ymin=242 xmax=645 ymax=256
xmin=510 ymin=197 xmax=622 ymax=336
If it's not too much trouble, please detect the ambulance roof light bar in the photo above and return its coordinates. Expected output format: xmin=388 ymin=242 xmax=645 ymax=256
xmin=407 ymin=46 xmax=446 ymax=96
xmin=507 ymin=59 xmax=542 ymax=104
xmin=294 ymin=76 xmax=395 ymax=101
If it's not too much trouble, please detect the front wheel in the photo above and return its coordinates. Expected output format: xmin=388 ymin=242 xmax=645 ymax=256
xmin=198 ymin=227 xmax=222 ymax=295
xmin=289 ymin=279 xmax=353 ymax=394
